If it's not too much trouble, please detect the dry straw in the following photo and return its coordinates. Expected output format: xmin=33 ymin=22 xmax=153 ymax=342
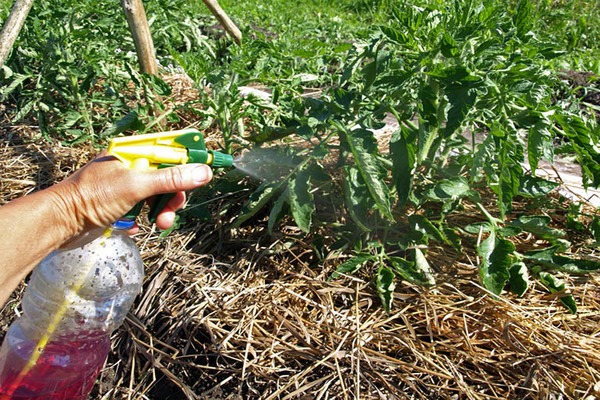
xmin=1 ymin=93 xmax=600 ymax=400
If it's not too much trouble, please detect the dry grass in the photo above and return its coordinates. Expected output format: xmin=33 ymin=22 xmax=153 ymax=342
xmin=1 ymin=93 xmax=600 ymax=400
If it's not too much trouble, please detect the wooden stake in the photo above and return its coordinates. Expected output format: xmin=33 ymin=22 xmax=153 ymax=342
xmin=120 ymin=0 xmax=158 ymax=75
xmin=201 ymin=0 xmax=242 ymax=46
xmin=0 ymin=0 xmax=35 ymax=68
xmin=120 ymin=0 xmax=166 ymax=128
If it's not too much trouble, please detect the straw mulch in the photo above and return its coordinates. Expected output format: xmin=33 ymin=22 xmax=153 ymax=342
xmin=1 ymin=99 xmax=600 ymax=400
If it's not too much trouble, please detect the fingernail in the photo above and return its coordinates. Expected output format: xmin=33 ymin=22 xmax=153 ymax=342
xmin=193 ymin=165 xmax=211 ymax=184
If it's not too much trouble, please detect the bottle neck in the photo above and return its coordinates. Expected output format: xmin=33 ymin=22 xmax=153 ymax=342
xmin=112 ymin=218 xmax=135 ymax=230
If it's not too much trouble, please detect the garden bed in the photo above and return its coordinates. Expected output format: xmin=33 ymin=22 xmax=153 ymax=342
xmin=1 ymin=107 xmax=599 ymax=399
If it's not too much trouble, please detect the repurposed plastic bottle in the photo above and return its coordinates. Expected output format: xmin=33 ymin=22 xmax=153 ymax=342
xmin=0 ymin=227 xmax=144 ymax=399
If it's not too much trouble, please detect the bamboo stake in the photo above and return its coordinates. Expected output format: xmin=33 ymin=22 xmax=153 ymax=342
xmin=201 ymin=0 xmax=242 ymax=45
xmin=0 ymin=0 xmax=35 ymax=68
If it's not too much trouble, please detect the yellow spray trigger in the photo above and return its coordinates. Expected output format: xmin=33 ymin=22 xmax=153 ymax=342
xmin=108 ymin=129 xmax=196 ymax=170
xmin=107 ymin=129 xmax=233 ymax=226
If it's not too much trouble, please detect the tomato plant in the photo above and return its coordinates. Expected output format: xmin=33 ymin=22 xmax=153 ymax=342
xmin=219 ymin=0 xmax=600 ymax=313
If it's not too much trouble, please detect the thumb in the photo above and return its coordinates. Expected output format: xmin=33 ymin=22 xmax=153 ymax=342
xmin=138 ymin=164 xmax=213 ymax=198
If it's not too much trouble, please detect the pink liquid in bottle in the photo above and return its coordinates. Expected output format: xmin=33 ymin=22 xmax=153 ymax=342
xmin=0 ymin=325 xmax=110 ymax=399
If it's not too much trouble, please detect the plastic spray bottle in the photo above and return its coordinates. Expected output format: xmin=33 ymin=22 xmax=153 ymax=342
xmin=0 ymin=129 xmax=233 ymax=398
xmin=0 ymin=227 xmax=143 ymax=399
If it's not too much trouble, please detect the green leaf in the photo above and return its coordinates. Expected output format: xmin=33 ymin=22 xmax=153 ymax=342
xmin=376 ymin=266 xmax=396 ymax=313
xmin=523 ymin=247 xmax=600 ymax=274
xmin=413 ymin=248 xmax=436 ymax=286
xmin=471 ymin=134 xmax=496 ymax=182
xmin=380 ymin=25 xmax=410 ymax=45
xmin=527 ymin=121 xmax=553 ymax=173
xmin=409 ymin=215 xmax=448 ymax=244
xmin=102 ymin=111 xmax=144 ymax=137
xmin=149 ymin=74 xmax=172 ymax=96
xmin=442 ymin=225 xmax=462 ymax=251
xmin=424 ymin=176 xmax=471 ymax=201
xmin=518 ymin=176 xmax=559 ymax=198
xmin=268 ymin=190 xmax=288 ymax=234
xmin=230 ymin=181 xmax=279 ymax=229
xmin=341 ymin=128 xmax=393 ymax=220
xmin=566 ymin=203 xmax=586 ymax=231
xmin=159 ymin=214 xmax=183 ymax=238
xmin=511 ymin=215 xmax=566 ymax=240
xmin=477 ymin=232 xmax=514 ymax=295
xmin=418 ymin=85 xmax=438 ymax=126
xmin=428 ymin=65 xmax=472 ymax=82
xmin=288 ymin=169 xmax=314 ymax=233
xmin=329 ymin=254 xmax=375 ymax=280
xmin=513 ymin=0 xmax=533 ymax=39
xmin=508 ymin=262 xmax=529 ymax=297
xmin=554 ymin=113 xmax=600 ymax=187
xmin=495 ymin=139 xmax=524 ymax=217
xmin=590 ymin=217 xmax=600 ymax=242
xmin=0 ymin=72 xmax=30 ymax=101
xmin=343 ymin=166 xmax=373 ymax=231
xmin=440 ymin=33 xmax=458 ymax=58
xmin=388 ymin=255 xmax=434 ymax=286
xmin=390 ymin=126 xmax=416 ymax=207
xmin=537 ymin=271 xmax=577 ymax=314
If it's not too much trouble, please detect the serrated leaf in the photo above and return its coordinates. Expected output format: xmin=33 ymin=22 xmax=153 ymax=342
xmin=414 ymin=248 xmax=436 ymax=285
xmin=1 ymin=65 xmax=13 ymax=79
xmin=363 ymin=59 xmax=377 ymax=90
xmin=288 ymin=169 xmax=314 ymax=233
xmin=149 ymin=74 xmax=172 ymax=97
xmin=537 ymin=271 xmax=577 ymax=314
xmin=428 ymin=65 xmax=472 ymax=81
xmin=518 ymin=176 xmax=559 ymax=198
xmin=268 ymin=190 xmax=288 ymax=234
xmin=508 ymin=262 xmax=529 ymax=297
xmin=523 ymin=246 xmax=600 ymax=274
xmin=409 ymin=215 xmax=448 ymax=244
xmin=390 ymin=126 xmax=416 ymax=207
xmin=495 ymin=140 xmax=523 ymax=217
xmin=341 ymin=128 xmax=393 ymax=220
xmin=329 ymin=254 xmax=375 ymax=280
xmin=527 ymin=121 xmax=553 ymax=173
xmin=554 ymin=113 xmax=600 ymax=187
xmin=442 ymin=225 xmax=462 ymax=251
xmin=471 ymin=134 xmax=496 ymax=181
xmin=511 ymin=215 xmax=565 ymax=240
xmin=425 ymin=176 xmax=471 ymax=201
xmin=513 ymin=0 xmax=533 ymax=39
xmin=418 ymin=85 xmax=438 ymax=126
xmin=441 ymin=33 xmax=458 ymax=58
xmin=230 ymin=181 xmax=279 ymax=229
xmin=380 ymin=25 xmax=410 ymax=45
xmin=102 ymin=111 xmax=144 ymax=137
xmin=477 ymin=232 xmax=514 ymax=295
xmin=376 ymin=266 xmax=396 ymax=313
xmin=0 ymin=72 xmax=30 ymax=101
xmin=464 ymin=222 xmax=494 ymax=234
xmin=343 ymin=166 xmax=373 ymax=231
xmin=388 ymin=253 xmax=435 ymax=286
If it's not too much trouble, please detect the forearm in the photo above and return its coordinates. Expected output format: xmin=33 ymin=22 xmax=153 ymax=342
xmin=0 ymin=185 xmax=76 ymax=306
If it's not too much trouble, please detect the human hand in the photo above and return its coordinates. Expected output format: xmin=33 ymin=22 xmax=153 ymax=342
xmin=49 ymin=150 xmax=213 ymax=238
